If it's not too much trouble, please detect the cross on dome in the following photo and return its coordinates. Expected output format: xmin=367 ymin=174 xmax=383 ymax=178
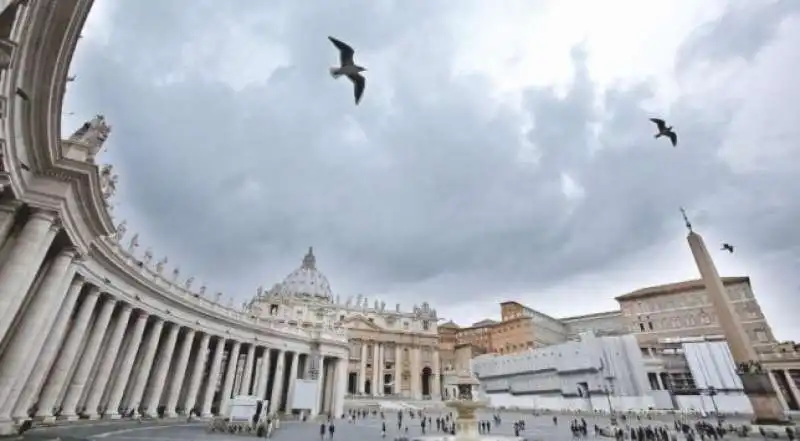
xmin=302 ymin=246 xmax=316 ymax=270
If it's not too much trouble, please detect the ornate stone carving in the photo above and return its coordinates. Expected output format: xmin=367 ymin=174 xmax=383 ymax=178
xmin=128 ymin=233 xmax=139 ymax=253
xmin=99 ymin=164 xmax=118 ymax=200
xmin=373 ymin=300 xmax=379 ymax=310
xmin=143 ymin=248 xmax=153 ymax=265
xmin=200 ymin=284 xmax=207 ymax=295
xmin=355 ymin=294 xmax=362 ymax=307
xmin=379 ymin=301 xmax=386 ymax=312
xmin=213 ymin=291 xmax=221 ymax=303
xmin=345 ymin=296 xmax=352 ymax=307
xmin=69 ymin=115 xmax=112 ymax=159
xmin=172 ymin=266 xmax=180 ymax=281
xmin=113 ymin=220 xmax=127 ymax=242
xmin=185 ymin=276 xmax=194 ymax=289
xmin=155 ymin=256 xmax=168 ymax=274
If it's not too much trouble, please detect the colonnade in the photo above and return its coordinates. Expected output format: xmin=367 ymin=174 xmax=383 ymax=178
xmin=0 ymin=203 xmax=346 ymax=434
xmin=768 ymin=369 xmax=800 ymax=413
xmin=352 ymin=341 xmax=441 ymax=400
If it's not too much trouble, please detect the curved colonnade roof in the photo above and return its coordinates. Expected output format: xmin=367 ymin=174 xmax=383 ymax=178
xmin=0 ymin=0 xmax=346 ymax=349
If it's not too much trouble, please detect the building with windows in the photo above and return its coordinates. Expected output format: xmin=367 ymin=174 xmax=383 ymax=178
xmin=455 ymin=277 xmax=799 ymax=415
xmin=248 ymin=249 xmax=442 ymax=402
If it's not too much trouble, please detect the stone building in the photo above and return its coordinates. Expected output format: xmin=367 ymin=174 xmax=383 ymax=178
xmin=614 ymin=277 xmax=776 ymax=352
xmin=248 ymin=248 xmax=442 ymax=401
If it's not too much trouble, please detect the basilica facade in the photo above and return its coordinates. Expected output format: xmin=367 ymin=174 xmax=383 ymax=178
xmin=248 ymin=248 xmax=443 ymax=401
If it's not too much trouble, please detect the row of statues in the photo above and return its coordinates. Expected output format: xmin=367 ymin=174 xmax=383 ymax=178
xmin=75 ymin=116 xmax=340 ymax=334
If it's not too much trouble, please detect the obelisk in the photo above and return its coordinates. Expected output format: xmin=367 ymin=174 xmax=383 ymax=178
xmin=681 ymin=208 xmax=786 ymax=425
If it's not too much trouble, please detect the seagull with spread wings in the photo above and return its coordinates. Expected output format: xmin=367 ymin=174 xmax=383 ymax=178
xmin=721 ymin=243 xmax=735 ymax=254
xmin=328 ymin=36 xmax=367 ymax=105
xmin=650 ymin=118 xmax=678 ymax=147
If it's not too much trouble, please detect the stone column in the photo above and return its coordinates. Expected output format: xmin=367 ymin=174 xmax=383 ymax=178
xmin=783 ymin=370 xmax=800 ymax=409
xmin=255 ymin=348 xmax=272 ymax=400
xmin=394 ymin=344 xmax=402 ymax=395
xmin=284 ymin=352 xmax=299 ymax=413
xmin=220 ymin=341 xmax=241 ymax=415
xmin=240 ymin=344 xmax=256 ymax=395
xmin=82 ymin=304 xmax=134 ymax=418
xmin=127 ymin=319 xmax=165 ymax=414
xmin=377 ymin=344 xmax=385 ymax=395
xmin=0 ymin=209 xmax=58 ymax=345
xmin=687 ymin=231 xmax=785 ymax=423
xmin=371 ymin=343 xmax=380 ymax=396
xmin=411 ymin=347 xmax=421 ymax=399
xmin=14 ymin=276 xmax=84 ymax=419
xmin=201 ymin=336 xmax=225 ymax=417
xmin=767 ymin=371 xmax=789 ymax=412
xmin=333 ymin=358 xmax=347 ymax=418
xmin=145 ymin=323 xmax=180 ymax=416
xmin=323 ymin=362 xmax=335 ymax=414
xmin=358 ymin=341 xmax=367 ymax=394
xmin=432 ymin=350 xmax=441 ymax=400
xmin=0 ymin=200 xmax=21 ymax=246
xmin=105 ymin=312 xmax=148 ymax=419
xmin=165 ymin=329 xmax=195 ymax=417
xmin=0 ymin=246 xmax=76 ymax=418
xmin=269 ymin=350 xmax=285 ymax=414
xmin=37 ymin=287 xmax=100 ymax=422
xmin=183 ymin=333 xmax=210 ymax=413
xmin=313 ymin=357 xmax=326 ymax=416
xmin=61 ymin=297 xmax=117 ymax=419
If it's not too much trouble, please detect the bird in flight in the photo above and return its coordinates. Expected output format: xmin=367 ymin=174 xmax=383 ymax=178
xmin=650 ymin=118 xmax=677 ymax=147
xmin=328 ymin=36 xmax=367 ymax=105
xmin=721 ymin=243 xmax=735 ymax=254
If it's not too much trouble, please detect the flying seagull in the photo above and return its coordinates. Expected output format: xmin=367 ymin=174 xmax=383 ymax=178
xmin=650 ymin=118 xmax=677 ymax=147
xmin=328 ymin=36 xmax=367 ymax=105
xmin=721 ymin=243 xmax=735 ymax=254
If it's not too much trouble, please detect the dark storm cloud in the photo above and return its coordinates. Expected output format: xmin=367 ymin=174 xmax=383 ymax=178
xmin=67 ymin=0 xmax=799 ymax=312
xmin=677 ymin=0 xmax=800 ymax=70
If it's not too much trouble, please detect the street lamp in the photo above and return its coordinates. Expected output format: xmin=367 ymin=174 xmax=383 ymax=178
xmin=705 ymin=386 xmax=721 ymax=424
xmin=598 ymin=358 xmax=617 ymax=426
xmin=604 ymin=381 xmax=617 ymax=426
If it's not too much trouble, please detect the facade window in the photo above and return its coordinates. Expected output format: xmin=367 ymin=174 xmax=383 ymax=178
xmin=423 ymin=320 xmax=430 ymax=330
xmin=648 ymin=321 xmax=654 ymax=331
xmin=639 ymin=323 xmax=646 ymax=332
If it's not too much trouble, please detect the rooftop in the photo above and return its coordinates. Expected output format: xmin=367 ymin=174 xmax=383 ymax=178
xmin=614 ymin=276 xmax=750 ymax=301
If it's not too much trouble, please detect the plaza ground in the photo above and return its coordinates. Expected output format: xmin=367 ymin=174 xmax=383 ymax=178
xmin=18 ymin=410 xmax=762 ymax=441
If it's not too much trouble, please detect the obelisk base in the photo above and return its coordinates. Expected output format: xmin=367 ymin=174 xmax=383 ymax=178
xmin=740 ymin=372 xmax=791 ymax=425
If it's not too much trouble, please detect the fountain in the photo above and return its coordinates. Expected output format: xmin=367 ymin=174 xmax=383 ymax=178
xmin=411 ymin=345 xmax=522 ymax=441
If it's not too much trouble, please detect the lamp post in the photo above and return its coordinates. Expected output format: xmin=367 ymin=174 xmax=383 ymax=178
xmin=705 ymin=386 xmax=721 ymax=424
xmin=598 ymin=358 xmax=617 ymax=426
xmin=604 ymin=381 xmax=617 ymax=426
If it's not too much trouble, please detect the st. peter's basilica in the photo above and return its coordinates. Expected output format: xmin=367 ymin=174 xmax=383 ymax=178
xmin=247 ymin=247 xmax=443 ymax=402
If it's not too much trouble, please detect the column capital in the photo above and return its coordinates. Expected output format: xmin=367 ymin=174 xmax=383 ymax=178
xmin=57 ymin=246 xmax=79 ymax=260
xmin=118 ymin=302 xmax=133 ymax=313
xmin=0 ymin=199 xmax=22 ymax=214
xmin=86 ymin=285 xmax=101 ymax=298
xmin=29 ymin=207 xmax=58 ymax=223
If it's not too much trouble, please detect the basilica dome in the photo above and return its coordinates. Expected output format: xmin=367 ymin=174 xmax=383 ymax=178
xmin=276 ymin=247 xmax=333 ymax=303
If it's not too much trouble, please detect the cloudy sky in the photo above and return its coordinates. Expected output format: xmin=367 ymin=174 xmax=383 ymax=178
xmin=64 ymin=0 xmax=799 ymax=338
